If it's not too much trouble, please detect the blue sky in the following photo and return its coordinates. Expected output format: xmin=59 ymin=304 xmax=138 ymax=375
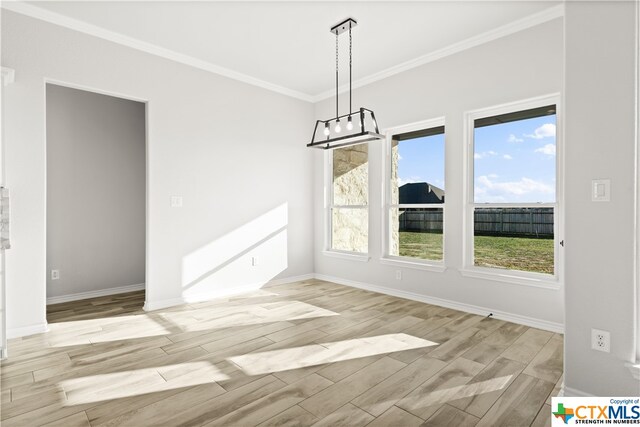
xmin=396 ymin=115 xmax=556 ymax=203
xmin=473 ymin=115 xmax=556 ymax=203
xmin=396 ymin=133 xmax=445 ymax=190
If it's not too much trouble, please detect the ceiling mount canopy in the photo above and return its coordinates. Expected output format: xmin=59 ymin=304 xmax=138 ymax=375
xmin=307 ymin=18 xmax=384 ymax=150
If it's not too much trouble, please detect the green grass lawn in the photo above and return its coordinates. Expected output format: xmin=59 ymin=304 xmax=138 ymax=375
xmin=399 ymin=231 xmax=554 ymax=274
xmin=398 ymin=231 xmax=443 ymax=261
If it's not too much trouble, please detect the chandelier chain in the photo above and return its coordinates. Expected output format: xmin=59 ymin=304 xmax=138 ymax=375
xmin=349 ymin=24 xmax=352 ymax=114
xmin=335 ymin=31 xmax=339 ymax=119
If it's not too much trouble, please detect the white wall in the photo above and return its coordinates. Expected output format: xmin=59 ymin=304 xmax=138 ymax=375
xmin=564 ymin=1 xmax=639 ymax=396
xmin=313 ymin=19 xmax=565 ymax=329
xmin=1 ymin=10 xmax=315 ymax=335
xmin=2 ymin=2 xmax=638 ymax=397
xmin=46 ymin=84 xmax=145 ymax=300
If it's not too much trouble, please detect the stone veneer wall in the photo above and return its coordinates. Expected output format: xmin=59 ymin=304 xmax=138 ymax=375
xmin=332 ymin=144 xmax=368 ymax=252
xmin=331 ymin=142 xmax=401 ymax=254
xmin=390 ymin=140 xmax=400 ymax=256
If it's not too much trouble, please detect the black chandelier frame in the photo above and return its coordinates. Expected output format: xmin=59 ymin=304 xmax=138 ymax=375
xmin=307 ymin=108 xmax=382 ymax=150
xmin=307 ymin=18 xmax=384 ymax=150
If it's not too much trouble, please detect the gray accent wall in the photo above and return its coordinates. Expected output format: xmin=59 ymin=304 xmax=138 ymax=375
xmin=46 ymin=84 xmax=145 ymax=299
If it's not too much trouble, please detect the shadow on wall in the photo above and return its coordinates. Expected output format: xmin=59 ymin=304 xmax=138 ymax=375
xmin=181 ymin=203 xmax=289 ymax=301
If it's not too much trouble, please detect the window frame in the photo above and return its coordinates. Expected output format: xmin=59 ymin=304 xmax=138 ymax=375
xmin=462 ymin=94 xmax=563 ymax=288
xmin=634 ymin=6 xmax=640 ymax=372
xmin=381 ymin=117 xmax=447 ymax=272
xmin=323 ymin=148 xmax=370 ymax=261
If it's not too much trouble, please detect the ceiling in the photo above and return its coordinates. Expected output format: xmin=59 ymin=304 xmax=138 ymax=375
xmin=14 ymin=1 xmax=562 ymax=101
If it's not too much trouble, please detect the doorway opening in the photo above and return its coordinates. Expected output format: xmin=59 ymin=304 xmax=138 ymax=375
xmin=46 ymin=83 xmax=146 ymax=323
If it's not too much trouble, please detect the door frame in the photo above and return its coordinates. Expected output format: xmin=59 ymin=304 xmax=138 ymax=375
xmin=43 ymin=78 xmax=149 ymax=323
xmin=0 ymin=67 xmax=16 ymax=358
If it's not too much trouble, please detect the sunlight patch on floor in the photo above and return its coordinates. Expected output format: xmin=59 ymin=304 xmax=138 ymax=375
xmin=60 ymin=362 xmax=229 ymax=406
xmin=400 ymin=375 xmax=514 ymax=409
xmin=46 ymin=314 xmax=171 ymax=347
xmin=48 ymin=301 xmax=337 ymax=347
xmin=228 ymin=333 xmax=438 ymax=375
xmin=165 ymin=301 xmax=339 ymax=333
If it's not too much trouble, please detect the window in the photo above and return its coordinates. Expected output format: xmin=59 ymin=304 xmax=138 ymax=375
xmin=466 ymin=97 xmax=560 ymax=280
xmin=328 ymin=145 xmax=369 ymax=253
xmin=384 ymin=120 xmax=445 ymax=264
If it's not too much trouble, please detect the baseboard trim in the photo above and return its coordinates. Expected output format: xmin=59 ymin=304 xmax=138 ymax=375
xmin=47 ymin=283 xmax=145 ymax=305
xmin=626 ymin=362 xmax=640 ymax=380
xmin=143 ymin=273 xmax=315 ymax=312
xmin=560 ymin=384 xmax=594 ymax=397
xmin=143 ymin=297 xmax=185 ymax=312
xmin=314 ymin=274 xmax=564 ymax=333
xmin=7 ymin=322 xmax=49 ymax=339
xmin=42 ymin=273 xmax=562 ymax=334
xmin=182 ymin=283 xmax=266 ymax=306
xmin=263 ymin=273 xmax=317 ymax=287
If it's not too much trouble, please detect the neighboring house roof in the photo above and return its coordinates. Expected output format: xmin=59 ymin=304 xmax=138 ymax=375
xmin=399 ymin=182 xmax=445 ymax=204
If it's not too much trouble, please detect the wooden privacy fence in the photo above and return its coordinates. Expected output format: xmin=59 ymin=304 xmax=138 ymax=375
xmin=398 ymin=209 xmax=444 ymax=233
xmin=399 ymin=207 xmax=554 ymax=238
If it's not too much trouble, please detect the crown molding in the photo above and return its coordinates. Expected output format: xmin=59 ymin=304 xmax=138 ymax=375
xmin=1 ymin=1 xmax=315 ymax=102
xmin=2 ymin=2 xmax=564 ymax=104
xmin=312 ymin=4 xmax=565 ymax=102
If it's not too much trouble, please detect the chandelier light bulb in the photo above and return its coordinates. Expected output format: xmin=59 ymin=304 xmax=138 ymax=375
xmin=346 ymin=116 xmax=353 ymax=131
xmin=324 ymin=122 xmax=330 ymax=136
xmin=335 ymin=119 xmax=342 ymax=133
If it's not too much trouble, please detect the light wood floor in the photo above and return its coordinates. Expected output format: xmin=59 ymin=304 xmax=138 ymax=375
xmin=1 ymin=279 xmax=562 ymax=426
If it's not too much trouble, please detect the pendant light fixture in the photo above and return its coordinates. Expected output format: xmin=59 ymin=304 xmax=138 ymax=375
xmin=307 ymin=18 xmax=384 ymax=150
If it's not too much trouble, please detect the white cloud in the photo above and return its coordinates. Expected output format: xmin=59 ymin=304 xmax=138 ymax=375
xmin=503 ymin=154 xmax=513 ymax=160
xmin=397 ymin=153 xmax=403 ymax=160
xmin=508 ymin=134 xmax=523 ymax=143
xmin=474 ymin=150 xmax=498 ymax=160
xmin=535 ymin=143 xmax=556 ymax=156
xmin=398 ymin=176 xmax=422 ymax=186
xmin=525 ymin=123 xmax=556 ymax=139
xmin=475 ymin=175 xmax=554 ymax=203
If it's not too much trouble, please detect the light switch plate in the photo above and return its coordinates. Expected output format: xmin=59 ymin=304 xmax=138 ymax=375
xmin=170 ymin=195 xmax=183 ymax=208
xmin=592 ymin=179 xmax=610 ymax=202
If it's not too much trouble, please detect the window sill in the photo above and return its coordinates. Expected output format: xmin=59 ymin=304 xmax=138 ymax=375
xmin=380 ymin=257 xmax=446 ymax=273
xmin=459 ymin=267 xmax=561 ymax=290
xmin=322 ymin=250 xmax=370 ymax=263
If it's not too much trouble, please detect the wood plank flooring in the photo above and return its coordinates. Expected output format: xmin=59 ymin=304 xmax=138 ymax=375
xmin=1 ymin=279 xmax=562 ymax=426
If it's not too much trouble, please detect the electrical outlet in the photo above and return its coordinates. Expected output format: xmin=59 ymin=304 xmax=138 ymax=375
xmin=591 ymin=328 xmax=610 ymax=353
xmin=51 ymin=269 xmax=60 ymax=280
xmin=170 ymin=195 xmax=183 ymax=208
xmin=251 ymin=257 xmax=258 ymax=267
xmin=395 ymin=270 xmax=402 ymax=280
